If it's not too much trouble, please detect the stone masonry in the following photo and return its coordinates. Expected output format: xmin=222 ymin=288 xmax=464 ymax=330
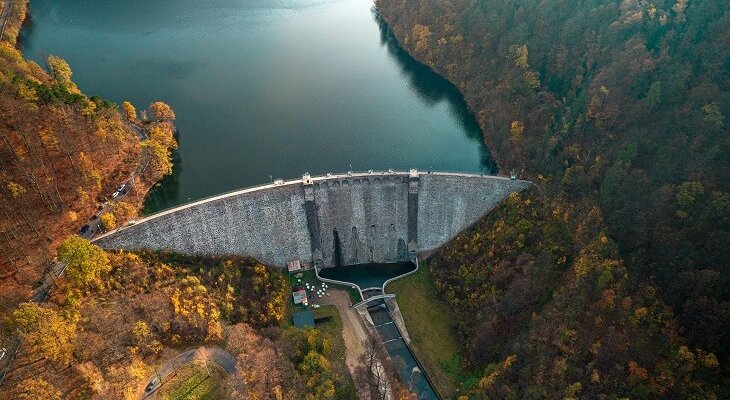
xmin=93 ymin=171 xmax=531 ymax=268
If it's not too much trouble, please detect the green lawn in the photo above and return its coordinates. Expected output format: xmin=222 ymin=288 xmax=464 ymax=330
xmin=159 ymin=362 xmax=228 ymax=400
xmin=386 ymin=261 xmax=474 ymax=399
xmin=313 ymin=305 xmax=347 ymax=361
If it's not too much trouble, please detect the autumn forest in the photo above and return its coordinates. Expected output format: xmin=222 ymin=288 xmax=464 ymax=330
xmin=0 ymin=0 xmax=728 ymax=399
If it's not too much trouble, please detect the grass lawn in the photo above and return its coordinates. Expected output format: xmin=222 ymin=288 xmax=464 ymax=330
xmin=313 ymin=305 xmax=347 ymax=360
xmin=158 ymin=362 xmax=228 ymax=400
xmin=387 ymin=261 xmax=475 ymax=398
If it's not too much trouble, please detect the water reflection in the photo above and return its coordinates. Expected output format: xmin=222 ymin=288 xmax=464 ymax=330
xmin=373 ymin=9 xmax=497 ymax=173
xmin=319 ymin=262 xmax=416 ymax=289
xmin=23 ymin=0 xmax=499 ymax=215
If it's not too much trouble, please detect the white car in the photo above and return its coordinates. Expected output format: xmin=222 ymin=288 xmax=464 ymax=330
xmin=111 ymin=191 xmax=120 ymax=198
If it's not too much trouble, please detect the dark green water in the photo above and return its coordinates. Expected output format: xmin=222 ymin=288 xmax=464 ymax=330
xmin=20 ymin=0 xmax=495 ymax=213
xmin=319 ymin=262 xmax=415 ymax=289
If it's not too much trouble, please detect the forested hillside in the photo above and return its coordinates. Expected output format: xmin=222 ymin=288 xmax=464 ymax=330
xmin=377 ymin=0 xmax=728 ymax=398
xmin=1 ymin=244 xmax=356 ymax=399
xmin=0 ymin=0 xmax=176 ymax=307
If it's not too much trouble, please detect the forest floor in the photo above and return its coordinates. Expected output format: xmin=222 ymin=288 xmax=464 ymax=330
xmin=386 ymin=261 xmax=473 ymax=399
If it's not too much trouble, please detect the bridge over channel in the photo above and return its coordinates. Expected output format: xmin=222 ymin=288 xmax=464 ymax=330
xmin=94 ymin=170 xmax=531 ymax=267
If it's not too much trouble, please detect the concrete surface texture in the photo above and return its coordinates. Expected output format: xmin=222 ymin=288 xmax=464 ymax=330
xmin=94 ymin=171 xmax=531 ymax=267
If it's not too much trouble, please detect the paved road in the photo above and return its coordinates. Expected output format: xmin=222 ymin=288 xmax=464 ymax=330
xmin=0 ymin=121 xmax=151 ymax=381
xmin=81 ymin=122 xmax=149 ymax=235
xmin=31 ymin=122 xmax=149 ymax=302
xmin=0 ymin=0 xmax=14 ymax=41
xmin=140 ymin=347 xmax=236 ymax=399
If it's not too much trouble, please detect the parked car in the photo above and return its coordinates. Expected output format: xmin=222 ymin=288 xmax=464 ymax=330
xmin=111 ymin=191 xmax=120 ymax=199
xmin=145 ymin=377 xmax=159 ymax=392
xmin=79 ymin=224 xmax=90 ymax=234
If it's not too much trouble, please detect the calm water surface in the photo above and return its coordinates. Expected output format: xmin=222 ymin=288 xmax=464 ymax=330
xmin=21 ymin=0 xmax=495 ymax=213
xmin=319 ymin=262 xmax=415 ymax=289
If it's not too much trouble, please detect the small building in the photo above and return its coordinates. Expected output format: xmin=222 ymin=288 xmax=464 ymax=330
xmin=287 ymin=260 xmax=302 ymax=273
xmin=292 ymin=310 xmax=315 ymax=328
xmin=292 ymin=288 xmax=308 ymax=306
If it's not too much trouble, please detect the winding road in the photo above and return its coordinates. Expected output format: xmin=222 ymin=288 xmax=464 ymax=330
xmin=140 ymin=347 xmax=236 ymax=399
xmin=0 ymin=121 xmax=152 ymax=382
xmin=0 ymin=0 xmax=14 ymax=41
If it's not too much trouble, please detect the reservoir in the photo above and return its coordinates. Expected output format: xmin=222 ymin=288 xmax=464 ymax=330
xmin=20 ymin=0 xmax=494 ymax=213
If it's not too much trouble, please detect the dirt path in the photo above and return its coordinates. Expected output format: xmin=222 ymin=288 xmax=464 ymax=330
xmin=321 ymin=290 xmax=372 ymax=400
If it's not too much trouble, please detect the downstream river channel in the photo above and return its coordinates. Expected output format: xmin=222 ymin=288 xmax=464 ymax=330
xmin=21 ymin=0 xmax=494 ymax=212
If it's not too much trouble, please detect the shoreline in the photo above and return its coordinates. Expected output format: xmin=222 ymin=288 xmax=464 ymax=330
xmin=9 ymin=0 xmax=176 ymax=230
xmin=374 ymin=8 xmax=507 ymax=172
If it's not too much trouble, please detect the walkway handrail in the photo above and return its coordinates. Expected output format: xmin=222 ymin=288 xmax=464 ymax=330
xmin=352 ymin=294 xmax=396 ymax=308
xmin=314 ymin=267 xmax=365 ymax=302
xmin=382 ymin=257 xmax=420 ymax=294
xmin=93 ymin=169 xmax=529 ymax=242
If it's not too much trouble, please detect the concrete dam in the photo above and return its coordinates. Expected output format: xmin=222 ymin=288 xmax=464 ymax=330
xmin=94 ymin=171 xmax=531 ymax=268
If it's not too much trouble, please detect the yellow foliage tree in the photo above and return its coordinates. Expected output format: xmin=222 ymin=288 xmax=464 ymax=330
xmin=16 ymin=378 xmax=62 ymax=400
xmin=122 ymin=101 xmax=137 ymax=122
xmin=57 ymin=235 xmax=111 ymax=291
xmin=510 ymin=121 xmax=525 ymax=143
xmin=149 ymin=101 xmax=176 ymax=121
xmin=10 ymin=303 xmax=77 ymax=365
xmin=100 ymin=212 xmax=117 ymax=231
xmin=411 ymin=24 xmax=432 ymax=53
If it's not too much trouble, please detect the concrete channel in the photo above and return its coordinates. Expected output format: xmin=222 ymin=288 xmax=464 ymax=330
xmin=367 ymin=300 xmax=439 ymax=400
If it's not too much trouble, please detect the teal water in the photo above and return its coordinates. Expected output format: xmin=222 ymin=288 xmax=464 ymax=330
xmin=20 ymin=0 xmax=494 ymax=213
xmin=319 ymin=262 xmax=415 ymax=289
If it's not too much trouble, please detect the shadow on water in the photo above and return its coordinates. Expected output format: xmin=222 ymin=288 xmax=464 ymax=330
xmin=372 ymin=9 xmax=498 ymax=174
xmin=319 ymin=262 xmax=416 ymax=289
xmin=142 ymin=133 xmax=183 ymax=215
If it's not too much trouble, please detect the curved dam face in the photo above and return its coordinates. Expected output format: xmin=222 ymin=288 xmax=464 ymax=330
xmin=94 ymin=171 xmax=531 ymax=268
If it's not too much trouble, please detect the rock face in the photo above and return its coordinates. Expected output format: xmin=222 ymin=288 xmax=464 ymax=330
xmin=94 ymin=171 xmax=530 ymax=268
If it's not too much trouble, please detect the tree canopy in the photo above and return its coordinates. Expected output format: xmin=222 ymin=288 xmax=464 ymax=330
xmin=56 ymin=235 xmax=111 ymax=291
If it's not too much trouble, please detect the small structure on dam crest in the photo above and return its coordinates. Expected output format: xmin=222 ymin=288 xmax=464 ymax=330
xmin=94 ymin=171 xmax=531 ymax=268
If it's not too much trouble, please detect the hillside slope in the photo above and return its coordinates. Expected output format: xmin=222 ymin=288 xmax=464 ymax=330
xmin=0 ymin=1 xmax=174 ymax=306
xmin=376 ymin=0 xmax=728 ymax=397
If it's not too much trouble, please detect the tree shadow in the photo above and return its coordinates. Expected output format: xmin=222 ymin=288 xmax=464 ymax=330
xmin=371 ymin=8 xmax=498 ymax=173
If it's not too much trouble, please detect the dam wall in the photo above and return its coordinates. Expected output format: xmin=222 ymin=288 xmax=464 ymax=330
xmin=94 ymin=171 xmax=531 ymax=268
